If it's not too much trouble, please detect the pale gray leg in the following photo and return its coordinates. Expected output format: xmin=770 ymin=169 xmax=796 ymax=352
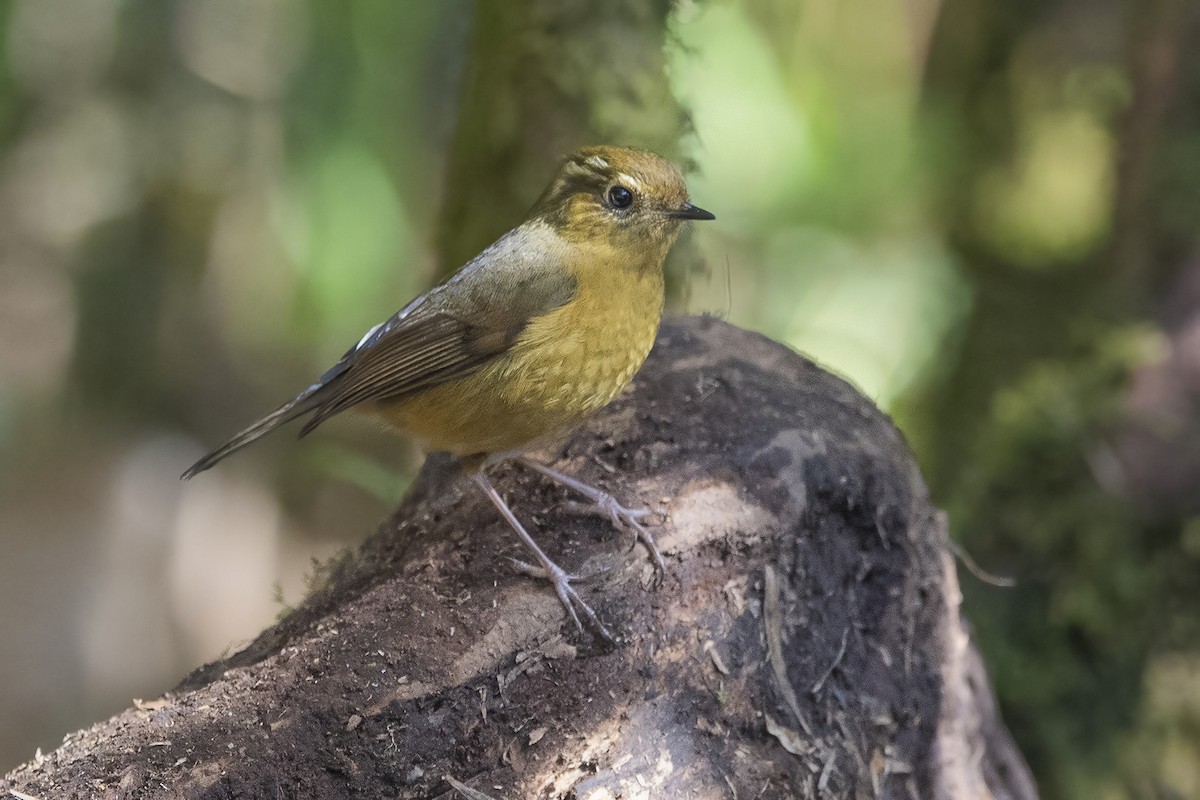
xmin=518 ymin=458 xmax=667 ymax=584
xmin=472 ymin=471 xmax=615 ymax=644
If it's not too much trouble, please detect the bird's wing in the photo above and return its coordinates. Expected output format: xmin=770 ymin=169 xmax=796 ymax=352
xmin=298 ymin=259 xmax=577 ymax=433
xmin=181 ymin=254 xmax=577 ymax=479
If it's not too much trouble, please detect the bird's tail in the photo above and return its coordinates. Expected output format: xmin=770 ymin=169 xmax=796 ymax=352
xmin=181 ymin=390 xmax=323 ymax=479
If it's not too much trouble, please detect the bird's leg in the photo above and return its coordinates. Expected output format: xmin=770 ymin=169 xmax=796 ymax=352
xmin=517 ymin=457 xmax=666 ymax=585
xmin=471 ymin=471 xmax=616 ymax=645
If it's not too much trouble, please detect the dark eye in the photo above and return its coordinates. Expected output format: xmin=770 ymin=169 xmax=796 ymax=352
xmin=607 ymin=185 xmax=634 ymax=209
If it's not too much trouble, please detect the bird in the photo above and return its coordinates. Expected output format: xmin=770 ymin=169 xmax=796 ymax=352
xmin=182 ymin=145 xmax=715 ymax=643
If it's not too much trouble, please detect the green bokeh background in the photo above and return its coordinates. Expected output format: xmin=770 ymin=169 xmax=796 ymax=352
xmin=0 ymin=1 xmax=1197 ymax=796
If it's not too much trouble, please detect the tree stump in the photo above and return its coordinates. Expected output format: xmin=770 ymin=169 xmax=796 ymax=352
xmin=1 ymin=317 xmax=1037 ymax=799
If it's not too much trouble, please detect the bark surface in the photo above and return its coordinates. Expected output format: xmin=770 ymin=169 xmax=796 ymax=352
xmin=2 ymin=317 xmax=1037 ymax=800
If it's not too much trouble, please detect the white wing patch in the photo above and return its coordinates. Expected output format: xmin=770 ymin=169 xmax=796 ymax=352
xmin=355 ymin=322 xmax=384 ymax=350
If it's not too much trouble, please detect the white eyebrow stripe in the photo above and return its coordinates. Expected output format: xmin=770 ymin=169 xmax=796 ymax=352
xmin=616 ymin=172 xmax=643 ymax=191
xmin=586 ymin=155 xmax=608 ymax=169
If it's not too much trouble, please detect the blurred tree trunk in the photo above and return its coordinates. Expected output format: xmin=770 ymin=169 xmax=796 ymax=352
xmin=916 ymin=0 xmax=1195 ymax=504
xmin=912 ymin=0 xmax=1200 ymax=795
xmin=433 ymin=0 xmax=692 ymax=275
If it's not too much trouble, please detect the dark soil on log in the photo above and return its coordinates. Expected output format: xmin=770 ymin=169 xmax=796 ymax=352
xmin=2 ymin=317 xmax=1036 ymax=800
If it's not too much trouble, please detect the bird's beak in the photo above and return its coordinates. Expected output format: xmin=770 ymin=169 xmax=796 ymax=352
xmin=667 ymin=203 xmax=716 ymax=221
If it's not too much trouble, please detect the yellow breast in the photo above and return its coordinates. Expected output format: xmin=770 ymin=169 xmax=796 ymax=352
xmin=380 ymin=256 xmax=664 ymax=456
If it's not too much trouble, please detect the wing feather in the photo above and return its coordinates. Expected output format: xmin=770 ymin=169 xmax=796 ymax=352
xmin=182 ymin=226 xmax=577 ymax=478
xmin=297 ymin=314 xmax=498 ymax=435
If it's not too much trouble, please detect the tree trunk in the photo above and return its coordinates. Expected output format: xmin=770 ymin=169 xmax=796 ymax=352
xmin=1 ymin=318 xmax=1036 ymax=800
xmin=433 ymin=0 xmax=690 ymax=275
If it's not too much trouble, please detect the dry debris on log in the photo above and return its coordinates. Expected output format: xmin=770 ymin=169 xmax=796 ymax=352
xmin=2 ymin=317 xmax=1037 ymax=800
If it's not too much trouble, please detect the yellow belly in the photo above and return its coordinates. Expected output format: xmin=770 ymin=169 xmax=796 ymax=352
xmin=377 ymin=266 xmax=664 ymax=456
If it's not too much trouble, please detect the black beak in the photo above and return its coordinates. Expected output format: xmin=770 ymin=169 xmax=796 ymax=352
xmin=668 ymin=203 xmax=716 ymax=221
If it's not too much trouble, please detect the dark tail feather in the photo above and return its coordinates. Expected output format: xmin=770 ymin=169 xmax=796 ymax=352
xmin=181 ymin=392 xmax=322 ymax=479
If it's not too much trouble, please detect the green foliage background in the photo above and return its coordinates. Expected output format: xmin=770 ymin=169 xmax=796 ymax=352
xmin=0 ymin=1 xmax=1197 ymax=796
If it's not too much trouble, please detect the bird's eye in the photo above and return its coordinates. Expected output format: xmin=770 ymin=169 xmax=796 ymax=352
xmin=607 ymin=185 xmax=634 ymax=209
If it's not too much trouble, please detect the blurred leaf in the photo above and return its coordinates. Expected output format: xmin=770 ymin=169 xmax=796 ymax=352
xmin=276 ymin=140 xmax=415 ymax=364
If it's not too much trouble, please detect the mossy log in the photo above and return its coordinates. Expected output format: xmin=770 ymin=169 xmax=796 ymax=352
xmin=1 ymin=318 xmax=1036 ymax=800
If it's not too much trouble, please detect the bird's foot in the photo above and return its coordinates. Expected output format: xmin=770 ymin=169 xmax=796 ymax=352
xmin=509 ymin=557 xmax=615 ymax=645
xmin=473 ymin=471 xmax=616 ymax=644
xmin=520 ymin=459 xmax=667 ymax=586
xmin=568 ymin=497 xmax=666 ymax=587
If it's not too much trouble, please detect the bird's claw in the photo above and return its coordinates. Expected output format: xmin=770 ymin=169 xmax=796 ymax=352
xmin=507 ymin=557 xmax=581 ymax=582
xmin=507 ymin=558 xmax=615 ymax=644
xmin=600 ymin=498 xmax=654 ymax=525
xmin=514 ymin=458 xmax=668 ymax=602
xmin=562 ymin=496 xmax=665 ymax=585
xmin=547 ymin=562 xmax=615 ymax=644
xmin=629 ymin=520 xmax=667 ymax=589
xmin=597 ymin=499 xmax=667 ymax=588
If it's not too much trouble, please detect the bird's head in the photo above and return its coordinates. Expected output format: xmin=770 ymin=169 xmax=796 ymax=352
xmin=530 ymin=146 xmax=714 ymax=256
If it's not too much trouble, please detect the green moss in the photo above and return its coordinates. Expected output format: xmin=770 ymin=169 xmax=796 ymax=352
xmin=951 ymin=328 xmax=1196 ymax=797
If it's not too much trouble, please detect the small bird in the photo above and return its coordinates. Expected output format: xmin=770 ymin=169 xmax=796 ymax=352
xmin=183 ymin=146 xmax=714 ymax=642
